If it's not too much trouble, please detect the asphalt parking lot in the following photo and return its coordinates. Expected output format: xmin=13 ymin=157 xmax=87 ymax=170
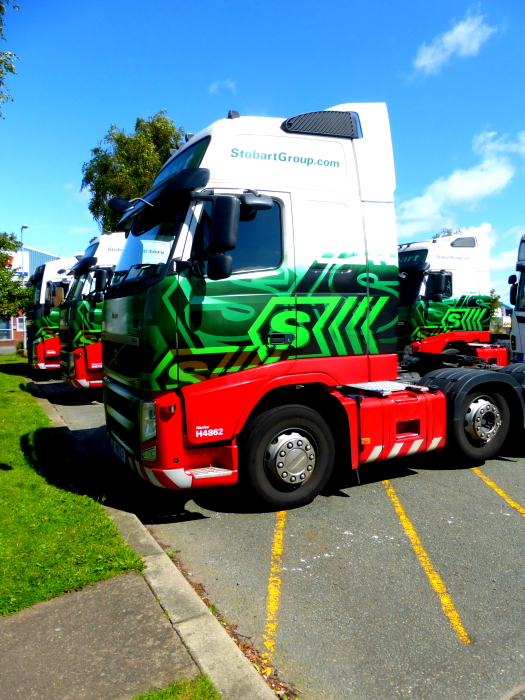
xmin=36 ymin=376 xmax=525 ymax=700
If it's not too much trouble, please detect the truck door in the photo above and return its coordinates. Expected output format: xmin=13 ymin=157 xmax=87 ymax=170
xmin=173 ymin=192 xmax=295 ymax=387
xmin=292 ymin=192 xmax=398 ymax=359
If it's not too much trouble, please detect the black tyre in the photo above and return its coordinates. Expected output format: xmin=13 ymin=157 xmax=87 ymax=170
xmin=241 ymin=404 xmax=335 ymax=509
xmin=451 ymin=390 xmax=510 ymax=460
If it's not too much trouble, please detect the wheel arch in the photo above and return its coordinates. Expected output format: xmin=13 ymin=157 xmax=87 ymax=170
xmin=418 ymin=368 xmax=525 ymax=428
xmin=443 ymin=341 xmax=474 ymax=356
xmin=238 ymin=383 xmax=351 ymax=471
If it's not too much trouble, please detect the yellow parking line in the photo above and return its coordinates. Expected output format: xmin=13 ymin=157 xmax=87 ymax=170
xmin=383 ymin=480 xmax=471 ymax=644
xmin=262 ymin=510 xmax=287 ymax=669
xmin=472 ymin=467 xmax=525 ymax=517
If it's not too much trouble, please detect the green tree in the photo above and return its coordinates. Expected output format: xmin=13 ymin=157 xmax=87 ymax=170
xmin=0 ymin=1 xmax=20 ymax=119
xmin=81 ymin=110 xmax=185 ymax=232
xmin=0 ymin=231 xmax=32 ymax=319
xmin=489 ymin=288 xmax=502 ymax=319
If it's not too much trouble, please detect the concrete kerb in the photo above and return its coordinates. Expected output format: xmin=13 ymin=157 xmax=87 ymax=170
xmin=30 ymin=381 xmax=276 ymax=700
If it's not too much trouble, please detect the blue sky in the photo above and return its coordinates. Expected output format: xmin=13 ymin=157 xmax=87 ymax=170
xmin=1 ymin=0 xmax=524 ymax=301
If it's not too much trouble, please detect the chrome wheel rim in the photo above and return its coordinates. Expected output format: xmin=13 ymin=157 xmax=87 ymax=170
xmin=264 ymin=429 xmax=317 ymax=486
xmin=464 ymin=395 xmax=502 ymax=443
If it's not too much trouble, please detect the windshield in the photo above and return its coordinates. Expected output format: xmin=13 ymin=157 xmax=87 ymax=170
xmin=152 ymin=137 xmax=210 ymax=189
xmin=399 ymin=272 xmax=424 ymax=303
xmin=66 ymin=272 xmax=94 ymax=302
xmin=32 ymin=276 xmax=44 ymax=305
xmin=112 ymin=198 xmax=189 ymax=284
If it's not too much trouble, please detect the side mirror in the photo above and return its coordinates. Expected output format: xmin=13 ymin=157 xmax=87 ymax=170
xmin=240 ymin=193 xmax=273 ymax=221
xmin=509 ymin=274 xmax=517 ymax=285
xmin=109 ymin=197 xmax=134 ymax=214
xmin=431 ymin=293 xmax=443 ymax=302
xmin=208 ymin=254 xmax=232 ymax=280
xmin=209 ymin=196 xmax=240 ymax=254
xmin=510 ymin=283 xmax=518 ymax=306
xmin=94 ymin=268 xmax=108 ymax=294
xmin=433 ymin=273 xmax=446 ymax=295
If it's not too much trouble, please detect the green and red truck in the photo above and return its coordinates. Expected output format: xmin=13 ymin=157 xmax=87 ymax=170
xmin=26 ymin=256 xmax=78 ymax=371
xmin=59 ymin=233 xmax=125 ymax=388
xmin=101 ymin=103 xmax=524 ymax=508
xmin=398 ymin=232 xmax=508 ymax=366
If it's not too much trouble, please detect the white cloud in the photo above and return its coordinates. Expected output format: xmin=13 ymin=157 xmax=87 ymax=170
xmin=413 ymin=9 xmax=497 ymax=77
xmin=462 ymin=221 xmax=497 ymax=247
xmin=396 ymin=130 xmax=525 ymax=239
xmin=208 ymin=79 xmax=236 ymax=95
xmin=490 ymin=276 xmax=513 ymax=305
xmin=489 ymin=248 xmax=518 ymax=271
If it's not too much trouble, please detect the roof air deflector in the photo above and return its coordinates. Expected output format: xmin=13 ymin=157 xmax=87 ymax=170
xmin=281 ymin=110 xmax=361 ymax=139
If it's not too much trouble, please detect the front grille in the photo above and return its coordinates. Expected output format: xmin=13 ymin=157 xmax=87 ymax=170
xmin=59 ymin=329 xmax=70 ymax=345
xmin=104 ymin=381 xmax=142 ymax=455
xmin=60 ymin=348 xmax=69 ymax=371
xmin=103 ymin=340 xmax=141 ymax=381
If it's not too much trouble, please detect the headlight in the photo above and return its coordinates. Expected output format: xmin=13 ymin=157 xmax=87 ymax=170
xmin=141 ymin=401 xmax=157 ymax=442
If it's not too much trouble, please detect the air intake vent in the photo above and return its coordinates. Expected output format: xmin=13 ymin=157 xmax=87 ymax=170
xmin=281 ymin=111 xmax=361 ymax=139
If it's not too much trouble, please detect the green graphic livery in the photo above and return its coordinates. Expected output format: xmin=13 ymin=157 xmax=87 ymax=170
xmin=60 ymin=299 xmax=103 ymax=349
xmin=104 ymin=253 xmax=399 ymax=392
xmin=398 ymin=294 xmax=492 ymax=345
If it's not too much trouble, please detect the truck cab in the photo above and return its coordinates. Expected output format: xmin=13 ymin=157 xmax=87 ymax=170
xmin=101 ymin=104 xmax=522 ymax=508
xmin=398 ymin=231 xmax=492 ymax=356
xmin=26 ymin=257 xmax=77 ymax=370
xmin=59 ymin=233 xmax=125 ymax=388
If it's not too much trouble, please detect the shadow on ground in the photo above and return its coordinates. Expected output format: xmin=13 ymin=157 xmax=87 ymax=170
xmin=23 ymin=423 xmax=488 ymax=524
xmin=0 ymin=360 xmax=29 ymax=377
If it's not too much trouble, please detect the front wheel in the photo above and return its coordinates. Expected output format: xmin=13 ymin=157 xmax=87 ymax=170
xmin=241 ymin=404 xmax=335 ymax=509
xmin=451 ymin=390 xmax=510 ymax=460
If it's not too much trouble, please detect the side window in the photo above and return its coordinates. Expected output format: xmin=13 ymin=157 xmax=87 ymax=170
xmin=444 ymin=274 xmax=452 ymax=298
xmin=192 ymin=199 xmax=283 ymax=275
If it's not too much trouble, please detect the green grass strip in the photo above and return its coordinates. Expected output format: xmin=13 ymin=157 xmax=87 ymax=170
xmin=0 ymin=355 xmax=143 ymax=616
xmin=131 ymin=674 xmax=221 ymax=700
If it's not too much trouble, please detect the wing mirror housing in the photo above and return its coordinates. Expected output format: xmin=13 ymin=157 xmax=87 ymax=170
xmin=433 ymin=272 xmax=446 ymax=295
xmin=94 ymin=268 xmax=108 ymax=293
xmin=510 ymin=283 xmax=518 ymax=306
xmin=108 ymin=197 xmax=135 ymax=214
xmin=431 ymin=293 xmax=443 ymax=302
xmin=509 ymin=274 xmax=517 ymax=285
xmin=207 ymin=254 xmax=233 ymax=280
xmin=209 ymin=196 xmax=240 ymax=254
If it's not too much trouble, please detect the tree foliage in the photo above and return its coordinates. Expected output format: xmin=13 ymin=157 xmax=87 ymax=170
xmin=0 ymin=1 xmax=20 ymax=119
xmin=81 ymin=110 xmax=185 ymax=232
xmin=489 ymin=288 xmax=502 ymax=320
xmin=0 ymin=231 xmax=32 ymax=319
xmin=432 ymin=228 xmax=463 ymax=239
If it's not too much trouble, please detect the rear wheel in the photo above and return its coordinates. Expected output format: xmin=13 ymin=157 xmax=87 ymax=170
xmin=241 ymin=404 xmax=335 ymax=508
xmin=451 ymin=390 xmax=510 ymax=460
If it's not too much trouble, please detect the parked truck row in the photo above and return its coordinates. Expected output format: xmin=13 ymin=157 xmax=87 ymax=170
xmin=25 ymin=102 xmax=523 ymax=508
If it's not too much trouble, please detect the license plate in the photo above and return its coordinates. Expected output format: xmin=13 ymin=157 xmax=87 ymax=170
xmin=113 ymin=441 xmax=127 ymax=464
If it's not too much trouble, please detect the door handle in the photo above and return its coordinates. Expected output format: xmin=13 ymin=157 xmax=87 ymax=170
xmin=268 ymin=332 xmax=295 ymax=346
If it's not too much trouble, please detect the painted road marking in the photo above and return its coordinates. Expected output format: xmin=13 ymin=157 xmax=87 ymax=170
xmin=262 ymin=510 xmax=287 ymax=670
xmin=383 ymin=480 xmax=471 ymax=644
xmin=472 ymin=467 xmax=525 ymax=517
